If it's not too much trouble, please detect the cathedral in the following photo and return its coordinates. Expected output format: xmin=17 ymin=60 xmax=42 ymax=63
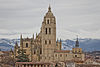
xmin=14 ymin=6 xmax=85 ymax=63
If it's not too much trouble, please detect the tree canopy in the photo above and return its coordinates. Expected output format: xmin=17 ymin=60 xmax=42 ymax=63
xmin=16 ymin=49 xmax=29 ymax=62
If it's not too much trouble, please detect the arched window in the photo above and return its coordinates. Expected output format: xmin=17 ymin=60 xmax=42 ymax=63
xmin=49 ymin=28 xmax=51 ymax=34
xmin=55 ymin=54 xmax=57 ymax=57
xmin=45 ymin=40 xmax=47 ymax=44
xmin=40 ymin=48 xmax=42 ymax=54
xmin=66 ymin=54 xmax=67 ymax=57
xmin=24 ymin=64 xmax=26 ymax=67
xmin=49 ymin=40 xmax=51 ymax=44
xmin=48 ymin=65 xmax=49 ymax=67
xmin=75 ymin=55 xmax=77 ymax=57
xmin=45 ymin=28 xmax=47 ymax=34
xmin=26 ymin=43 xmax=28 ymax=47
xmin=60 ymin=54 xmax=62 ymax=57
xmin=34 ymin=50 xmax=36 ymax=54
xmin=18 ymin=65 xmax=19 ymax=67
xmin=47 ymin=19 xmax=50 ymax=24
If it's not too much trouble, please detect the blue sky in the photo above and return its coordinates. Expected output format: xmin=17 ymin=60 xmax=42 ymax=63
xmin=0 ymin=0 xmax=100 ymax=39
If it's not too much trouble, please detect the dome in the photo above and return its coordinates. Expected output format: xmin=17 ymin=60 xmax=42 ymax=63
xmin=44 ymin=5 xmax=55 ymax=18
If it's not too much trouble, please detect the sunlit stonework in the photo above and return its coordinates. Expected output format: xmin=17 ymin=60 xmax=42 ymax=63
xmin=13 ymin=6 xmax=84 ymax=63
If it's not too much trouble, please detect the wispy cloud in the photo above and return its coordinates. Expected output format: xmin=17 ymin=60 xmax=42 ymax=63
xmin=0 ymin=0 xmax=100 ymax=39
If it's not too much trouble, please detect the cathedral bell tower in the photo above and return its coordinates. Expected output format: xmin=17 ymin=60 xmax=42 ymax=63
xmin=41 ymin=5 xmax=56 ymax=62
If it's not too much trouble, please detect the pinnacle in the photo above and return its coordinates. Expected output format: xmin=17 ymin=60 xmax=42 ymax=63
xmin=48 ymin=5 xmax=51 ymax=12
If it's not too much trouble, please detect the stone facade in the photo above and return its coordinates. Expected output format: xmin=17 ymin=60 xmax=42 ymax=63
xmin=13 ymin=6 xmax=85 ymax=63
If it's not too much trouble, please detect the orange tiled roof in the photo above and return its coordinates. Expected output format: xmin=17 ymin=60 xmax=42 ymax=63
xmin=2 ymin=51 xmax=10 ymax=53
xmin=16 ymin=62 xmax=51 ymax=65
xmin=54 ymin=50 xmax=71 ymax=53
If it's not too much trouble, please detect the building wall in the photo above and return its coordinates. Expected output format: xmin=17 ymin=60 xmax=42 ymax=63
xmin=13 ymin=6 xmax=85 ymax=63
xmin=72 ymin=48 xmax=82 ymax=53
xmin=54 ymin=52 xmax=74 ymax=62
xmin=54 ymin=51 xmax=84 ymax=62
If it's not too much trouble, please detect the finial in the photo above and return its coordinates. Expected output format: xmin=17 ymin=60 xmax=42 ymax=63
xmin=20 ymin=34 xmax=23 ymax=46
xmin=48 ymin=4 xmax=51 ymax=12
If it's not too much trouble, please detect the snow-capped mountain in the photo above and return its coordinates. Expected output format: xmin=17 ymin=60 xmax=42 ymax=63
xmin=0 ymin=38 xmax=20 ymax=51
xmin=62 ymin=38 xmax=100 ymax=52
xmin=0 ymin=38 xmax=20 ymax=46
xmin=62 ymin=39 xmax=75 ymax=50
xmin=0 ymin=38 xmax=100 ymax=51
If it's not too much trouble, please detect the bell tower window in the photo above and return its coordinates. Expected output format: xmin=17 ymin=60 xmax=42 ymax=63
xmin=47 ymin=19 xmax=50 ymax=24
xmin=45 ymin=28 xmax=47 ymax=34
xmin=49 ymin=40 xmax=51 ymax=44
xmin=40 ymin=48 xmax=42 ymax=54
xmin=34 ymin=50 xmax=36 ymax=54
xmin=45 ymin=40 xmax=47 ymax=44
xmin=26 ymin=43 xmax=28 ymax=47
xmin=49 ymin=28 xmax=51 ymax=34
xmin=75 ymin=55 xmax=77 ymax=57
xmin=46 ymin=18 xmax=50 ymax=24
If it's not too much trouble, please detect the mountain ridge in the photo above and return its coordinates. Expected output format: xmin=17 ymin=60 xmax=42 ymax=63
xmin=0 ymin=38 xmax=100 ymax=51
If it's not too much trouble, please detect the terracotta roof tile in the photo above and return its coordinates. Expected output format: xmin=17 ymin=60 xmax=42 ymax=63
xmin=54 ymin=50 xmax=71 ymax=53
xmin=16 ymin=62 xmax=51 ymax=65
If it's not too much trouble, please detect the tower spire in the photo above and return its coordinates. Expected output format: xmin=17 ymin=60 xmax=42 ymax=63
xmin=75 ymin=35 xmax=79 ymax=48
xmin=20 ymin=34 xmax=23 ymax=49
xmin=20 ymin=34 xmax=22 ymax=39
xmin=57 ymin=38 xmax=58 ymax=42
xmin=48 ymin=4 xmax=51 ymax=12
xmin=15 ymin=41 xmax=18 ymax=46
xmin=36 ymin=33 xmax=37 ymax=37
xmin=33 ymin=33 xmax=34 ymax=39
xmin=20 ymin=34 xmax=22 ymax=44
xmin=60 ymin=38 xmax=62 ymax=43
